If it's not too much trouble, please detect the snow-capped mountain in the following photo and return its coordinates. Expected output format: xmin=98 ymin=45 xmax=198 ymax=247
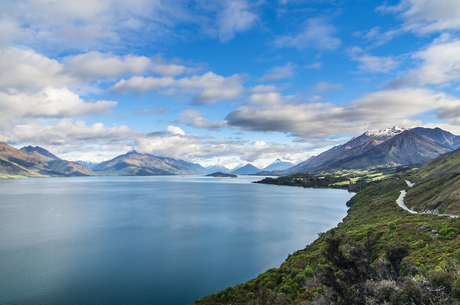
xmin=364 ymin=126 xmax=406 ymax=137
xmin=263 ymin=159 xmax=294 ymax=171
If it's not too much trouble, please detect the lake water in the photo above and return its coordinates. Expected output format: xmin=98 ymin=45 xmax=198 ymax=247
xmin=0 ymin=176 xmax=353 ymax=305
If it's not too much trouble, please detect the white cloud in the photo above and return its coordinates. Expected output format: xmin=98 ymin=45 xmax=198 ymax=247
xmin=225 ymin=88 xmax=460 ymax=143
xmin=378 ymin=0 xmax=460 ymax=34
xmin=110 ymin=71 xmax=244 ymax=104
xmin=311 ymin=81 xmax=342 ymax=92
xmin=174 ymin=72 xmax=245 ymax=104
xmin=246 ymin=92 xmax=284 ymax=105
xmin=273 ymin=17 xmax=341 ymax=51
xmin=258 ymin=62 xmax=295 ymax=82
xmin=0 ymin=47 xmax=75 ymax=89
xmin=0 ymin=87 xmax=117 ymax=120
xmin=109 ymin=76 xmax=175 ymax=94
xmin=217 ymin=0 xmax=259 ymax=43
xmin=349 ymin=47 xmax=399 ymax=73
xmin=388 ymin=36 xmax=460 ymax=87
xmin=64 ymin=51 xmax=152 ymax=81
xmin=176 ymin=109 xmax=228 ymax=130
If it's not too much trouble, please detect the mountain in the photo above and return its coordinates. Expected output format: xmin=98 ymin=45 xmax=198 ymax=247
xmin=0 ymin=142 xmax=48 ymax=177
xmin=411 ymin=127 xmax=460 ymax=150
xmin=92 ymin=151 xmax=208 ymax=176
xmin=230 ymin=163 xmax=260 ymax=175
xmin=285 ymin=126 xmax=406 ymax=174
xmin=20 ymin=145 xmax=60 ymax=161
xmin=0 ymin=143 xmax=94 ymax=177
xmin=205 ymin=164 xmax=230 ymax=173
xmin=323 ymin=130 xmax=453 ymax=170
xmin=74 ymin=160 xmax=100 ymax=169
xmin=262 ymin=159 xmax=294 ymax=171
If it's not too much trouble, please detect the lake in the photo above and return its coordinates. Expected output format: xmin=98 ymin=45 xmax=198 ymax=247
xmin=0 ymin=176 xmax=353 ymax=305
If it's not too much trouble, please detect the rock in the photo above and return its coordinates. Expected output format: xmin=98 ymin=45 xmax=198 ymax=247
xmin=417 ymin=223 xmax=428 ymax=232
xmin=429 ymin=230 xmax=439 ymax=239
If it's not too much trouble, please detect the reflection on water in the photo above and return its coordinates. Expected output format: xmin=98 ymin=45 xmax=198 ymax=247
xmin=0 ymin=176 xmax=352 ymax=305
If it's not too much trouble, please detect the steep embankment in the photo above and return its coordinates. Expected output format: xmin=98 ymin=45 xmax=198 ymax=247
xmin=193 ymin=151 xmax=460 ymax=305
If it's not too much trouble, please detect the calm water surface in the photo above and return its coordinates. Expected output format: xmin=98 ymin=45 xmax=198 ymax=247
xmin=0 ymin=176 xmax=353 ymax=305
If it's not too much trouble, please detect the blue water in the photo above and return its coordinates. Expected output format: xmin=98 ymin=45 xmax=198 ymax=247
xmin=0 ymin=176 xmax=352 ymax=305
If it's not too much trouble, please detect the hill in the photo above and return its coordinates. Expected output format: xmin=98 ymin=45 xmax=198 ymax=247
xmin=193 ymin=148 xmax=460 ymax=305
xmin=92 ymin=151 xmax=208 ymax=176
xmin=230 ymin=163 xmax=260 ymax=175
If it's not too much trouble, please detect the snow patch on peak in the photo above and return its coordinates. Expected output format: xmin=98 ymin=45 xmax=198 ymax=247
xmin=364 ymin=126 xmax=406 ymax=138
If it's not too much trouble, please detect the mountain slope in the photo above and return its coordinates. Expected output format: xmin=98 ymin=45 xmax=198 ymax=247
xmin=230 ymin=164 xmax=260 ymax=175
xmin=92 ymin=151 xmax=208 ymax=175
xmin=20 ymin=145 xmax=95 ymax=176
xmin=0 ymin=142 xmax=94 ymax=177
xmin=324 ymin=130 xmax=453 ymax=170
xmin=0 ymin=142 xmax=48 ymax=176
xmin=20 ymin=145 xmax=60 ymax=161
xmin=205 ymin=164 xmax=230 ymax=174
xmin=263 ymin=159 xmax=294 ymax=171
xmin=285 ymin=126 xmax=405 ymax=174
xmin=411 ymin=127 xmax=460 ymax=150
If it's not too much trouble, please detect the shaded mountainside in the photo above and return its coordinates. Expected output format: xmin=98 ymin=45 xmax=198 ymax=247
xmin=193 ymin=149 xmax=460 ymax=305
xmin=0 ymin=143 xmax=94 ymax=177
xmin=269 ymin=127 xmax=458 ymax=176
xmin=92 ymin=151 xmax=208 ymax=176
xmin=412 ymin=127 xmax=460 ymax=150
xmin=323 ymin=130 xmax=452 ymax=170
xmin=284 ymin=126 xmax=405 ymax=175
xmin=20 ymin=145 xmax=60 ymax=161
xmin=263 ymin=159 xmax=295 ymax=172
xmin=206 ymin=164 xmax=231 ymax=174
xmin=230 ymin=163 xmax=260 ymax=175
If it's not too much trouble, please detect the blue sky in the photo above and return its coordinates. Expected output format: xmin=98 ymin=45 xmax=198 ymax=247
xmin=2 ymin=0 xmax=460 ymax=169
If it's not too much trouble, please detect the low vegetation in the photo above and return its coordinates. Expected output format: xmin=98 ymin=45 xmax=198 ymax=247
xmin=253 ymin=165 xmax=416 ymax=192
xmin=193 ymin=152 xmax=460 ymax=305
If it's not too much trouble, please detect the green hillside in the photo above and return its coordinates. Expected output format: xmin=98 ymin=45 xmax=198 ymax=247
xmin=193 ymin=151 xmax=460 ymax=305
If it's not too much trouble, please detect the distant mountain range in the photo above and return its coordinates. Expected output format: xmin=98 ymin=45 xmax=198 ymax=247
xmin=92 ymin=151 xmax=208 ymax=176
xmin=1 ymin=126 xmax=459 ymax=178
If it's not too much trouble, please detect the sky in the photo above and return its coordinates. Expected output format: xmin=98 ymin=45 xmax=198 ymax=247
xmin=2 ymin=0 xmax=460 ymax=169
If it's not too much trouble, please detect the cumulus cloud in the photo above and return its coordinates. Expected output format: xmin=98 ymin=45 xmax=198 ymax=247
xmin=225 ymin=88 xmax=460 ymax=143
xmin=258 ymin=62 xmax=295 ymax=82
xmin=349 ymin=47 xmax=399 ymax=73
xmin=174 ymin=72 xmax=245 ymax=104
xmin=0 ymin=87 xmax=117 ymax=120
xmin=64 ymin=51 xmax=152 ymax=81
xmin=217 ymin=0 xmax=259 ymax=43
xmin=110 ymin=71 xmax=244 ymax=103
xmin=387 ymin=36 xmax=460 ymax=87
xmin=175 ymin=109 xmax=228 ymax=130
xmin=378 ymin=0 xmax=460 ymax=34
xmin=273 ymin=17 xmax=341 ymax=51
xmin=0 ymin=47 xmax=75 ymax=90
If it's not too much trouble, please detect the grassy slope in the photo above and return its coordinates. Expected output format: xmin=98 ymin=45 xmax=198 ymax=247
xmin=193 ymin=153 xmax=460 ymax=305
